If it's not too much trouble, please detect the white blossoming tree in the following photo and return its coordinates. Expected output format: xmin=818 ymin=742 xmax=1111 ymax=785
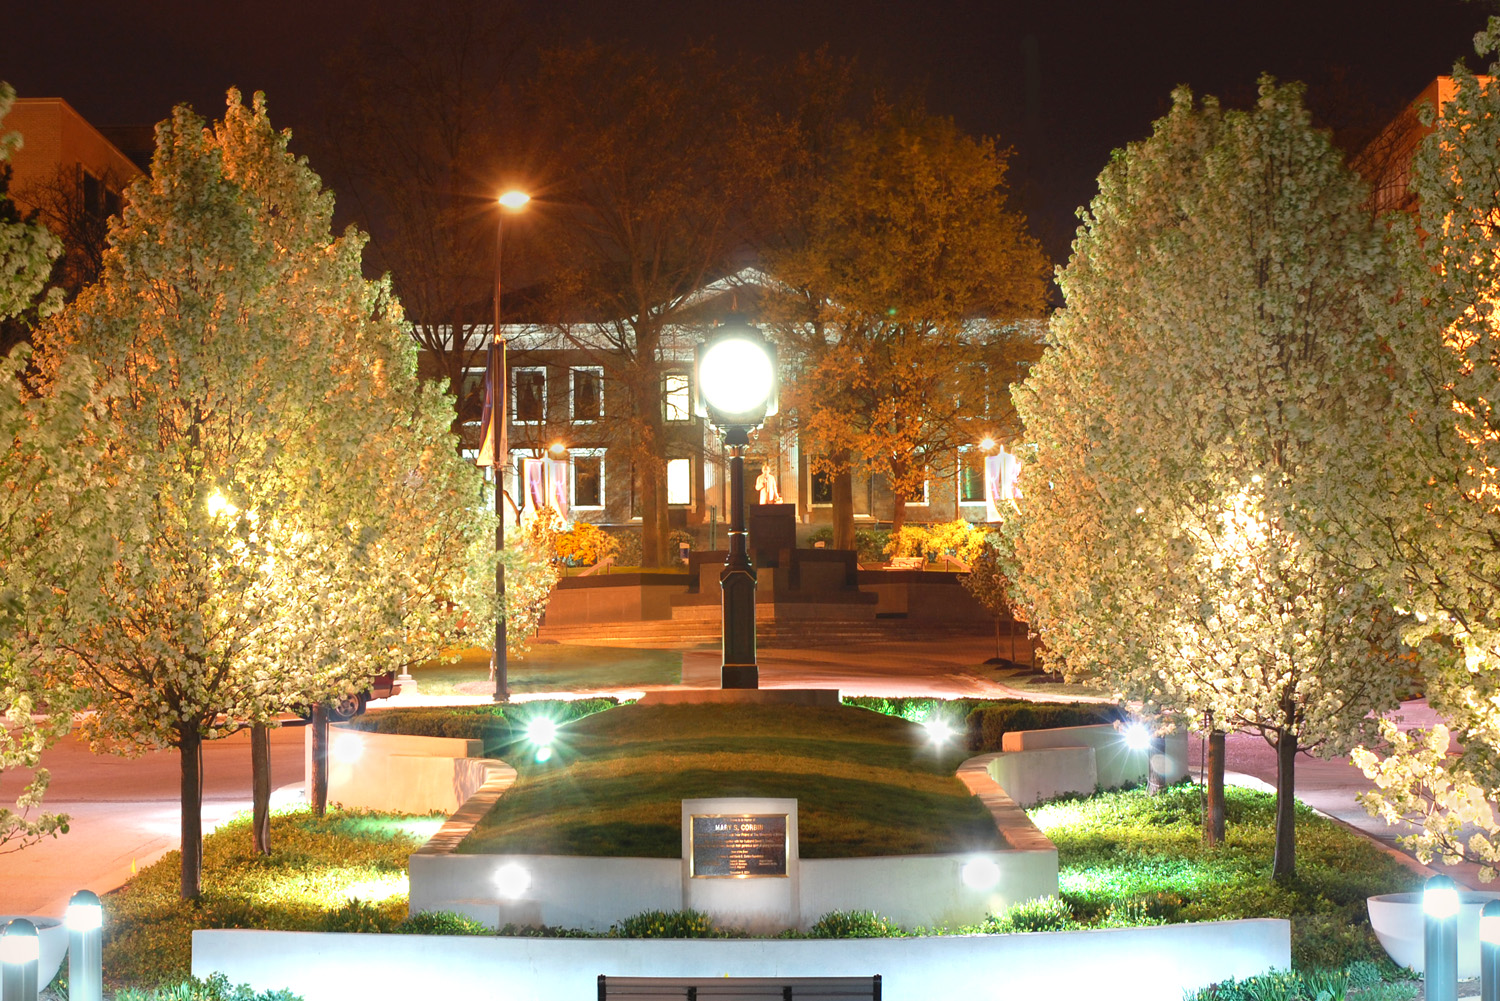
xmin=1351 ymin=29 xmax=1500 ymax=883
xmin=1014 ymin=79 xmax=1407 ymax=878
xmin=36 ymin=91 xmax=490 ymax=896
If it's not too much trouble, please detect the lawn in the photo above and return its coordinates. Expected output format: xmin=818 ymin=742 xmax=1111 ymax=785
xmin=1031 ymin=783 xmax=1423 ymax=970
xmin=407 ymin=643 xmax=681 ymax=695
xmin=102 ymin=810 xmax=444 ymax=987
xmin=458 ymin=701 xmax=1002 ymax=858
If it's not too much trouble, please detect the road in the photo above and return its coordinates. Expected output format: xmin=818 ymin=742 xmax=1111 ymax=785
xmin=0 ymin=724 xmax=307 ymax=917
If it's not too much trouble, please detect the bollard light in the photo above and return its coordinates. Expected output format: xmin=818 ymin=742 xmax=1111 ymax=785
xmin=1 ymin=918 xmax=40 ymax=1001
xmin=67 ymin=889 xmax=104 ymax=1001
xmin=1424 ymin=874 xmax=1460 ymax=1001
xmin=1482 ymin=899 xmax=1500 ymax=1001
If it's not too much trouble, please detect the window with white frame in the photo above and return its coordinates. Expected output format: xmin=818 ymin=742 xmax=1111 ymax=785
xmin=513 ymin=367 xmax=546 ymax=423
xmin=664 ymin=372 xmax=691 ymax=422
xmin=900 ymin=469 xmax=929 ymax=506
xmin=572 ymin=449 xmax=605 ymax=509
xmin=667 ymin=458 xmax=691 ymax=506
xmin=572 ymin=366 xmax=603 ymax=422
xmin=461 ymin=367 xmax=487 ymax=408
xmin=959 ymin=448 xmax=986 ymax=505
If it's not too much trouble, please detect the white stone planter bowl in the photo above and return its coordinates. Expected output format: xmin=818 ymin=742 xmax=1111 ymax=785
xmin=1367 ymin=891 xmax=1500 ymax=977
xmin=0 ymin=915 xmax=68 ymax=988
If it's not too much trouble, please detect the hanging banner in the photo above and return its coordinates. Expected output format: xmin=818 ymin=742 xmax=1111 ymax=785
xmin=523 ymin=457 xmax=548 ymax=513
xmin=476 ymin=343 xmax=505 ymax=467
xmin=547 ymin=458 xmax=570 ymax=518
xmin=985 ymin=448 xmax=1024 ymax=522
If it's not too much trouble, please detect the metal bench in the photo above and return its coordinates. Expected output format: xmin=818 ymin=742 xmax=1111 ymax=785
xmin=597 ymin=975 xmax=881 ymax=1000
xmin=882 ymin=556 xmax=925 ymax=570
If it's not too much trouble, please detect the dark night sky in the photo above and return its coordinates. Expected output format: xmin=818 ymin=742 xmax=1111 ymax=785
xmin=3 ymin=0 xmax=1492 ymax=264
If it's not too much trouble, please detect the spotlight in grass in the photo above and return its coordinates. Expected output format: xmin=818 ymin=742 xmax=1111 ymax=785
xmin=534 ymin=746 xmax=553 ymax=763
xmin=962 ymin=858 xmax=1001 ymax=891
xmin=344 ymin=878 xmax=405 ymax=903
xmin=1122 ymin=722 xmax=1151 ymax=751
xmin=495 ymin=862 xmax=531 ymax=899
xmin=923 ymin=718 xmax=955 ymax=745
xmin=332 ymin=733 xmax=364 ymax=762
xmin=526 ymin=717 xmax=558 ymax=747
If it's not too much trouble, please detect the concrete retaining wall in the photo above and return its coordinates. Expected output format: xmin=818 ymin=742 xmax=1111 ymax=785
xmin=409 ymin=752 xmax=1059 ymax=933
xmin=985 ymin=745 xmax=1098 ymax=807
xmin=306 ymin=726 xmax=492 ymax=815
xmin=193 ymin=919 xmax=1292 ymax=1001
xmin=1002 ymin=723 xmax=1190 ymax=788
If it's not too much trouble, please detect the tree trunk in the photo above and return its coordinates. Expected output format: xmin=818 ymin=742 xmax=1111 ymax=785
xmin=1271 ymin=730 xmax=1298 ymax=880
xmin=1204 ymin=729 xmax=1226 ymax=846
xmin=832 ymin=464 xmax=855 ymax=552
xmin=310 ymin=705 xmax=330 ymax=818
xmin=179 ymin=725 xmax=203 ymax=900
xmin=640 ymin=458 xmax=669 ymax=568
xmin=891 ymin=494 xmax=908 ymax=535
xmin=251 ymin=722 xmax=271 ymax=855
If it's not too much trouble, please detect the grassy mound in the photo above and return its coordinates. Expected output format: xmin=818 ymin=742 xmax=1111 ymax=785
xmin=458 ymin=702 xmax=1002 ymax=858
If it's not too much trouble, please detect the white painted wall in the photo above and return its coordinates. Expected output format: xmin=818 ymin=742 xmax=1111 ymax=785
xmin=985 ymin=746 xmax=1098 ymax=807
xmin=306 ymin=725 xmax=485 ymax=815
xmin=1002 ymin=724 xmax=1190 ymax=787
xmin=194 ymin=919 xmax=1292 ymax=1001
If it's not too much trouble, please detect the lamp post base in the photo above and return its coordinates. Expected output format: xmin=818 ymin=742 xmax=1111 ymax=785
xmin=721 ymin=664 xmax=759 ymax=689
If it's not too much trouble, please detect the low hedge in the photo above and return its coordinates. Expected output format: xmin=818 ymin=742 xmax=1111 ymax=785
xmin=345 ymin=698 xmax=621 ymax=754
xmin=842 ymin=696 xmax=1123 ymax=754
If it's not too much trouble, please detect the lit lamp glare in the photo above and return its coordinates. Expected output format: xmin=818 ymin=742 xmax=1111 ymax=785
xmin=498 ymin=190 xmax=530 ymax=210
xmin=1482 ymin=899 xmax=1500 ymax=1001
xmin=0 ymin=922 xmax=38 ymax=965
xmin=1122 ymin=722 xmax=1151 ymax=751
xmin=923 ymin=718 xmax=955 ymax=745
xmin=698 ymin=338 xmax=775 ymax=420
xmin=65 ymin=897 xmax=102 ymax=932
xmin=1424 ymin=879 xmax=1460 ymax=919
xmin=1424 ymin=874 xmax=1460 ymax=1001
xmin=495 ymin=862 xmax=532 ymax=899
xmin=526 ymin=718 xmax=558 ymax=747
xmin=67 ymin=889 xmax=104 ymax=1001
xmin=961 ymin=858 xmax=1001 ymax=891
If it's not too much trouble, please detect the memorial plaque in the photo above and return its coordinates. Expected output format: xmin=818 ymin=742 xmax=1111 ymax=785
xmin=689 ymin=814 xmax=788 ymax=878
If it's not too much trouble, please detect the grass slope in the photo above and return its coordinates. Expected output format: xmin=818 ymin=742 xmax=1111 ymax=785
xmin=459 ymin=702 xmax=1001 ymax=858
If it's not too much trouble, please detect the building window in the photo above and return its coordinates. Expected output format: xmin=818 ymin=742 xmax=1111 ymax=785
xmin=461 ymin=367 xmax=486 ymax=411
xmin=959 ymin=448 xmax=986 ymax=505
xmin=513 ymin=367 xmax=545 ymax=424
xmin=664 ymin=373 xmax=691 ymax=422
xmin=810 ymin=469 xmax=834 ymax=506
xmin=573 ymin=450 xmax=605 ymax=509
xmin=572 ymin=367 xmax=603 ymax=422
xmin=667 ymin=458 xmax=691 ymax=506
xmin=901 ymin=472 xmax=929 ymax=506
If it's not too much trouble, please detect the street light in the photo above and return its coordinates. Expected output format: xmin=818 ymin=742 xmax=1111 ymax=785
xmin=490 ymin=189 xmax=530 ymax=703
xmin=694 ymin=316 xmax=778 ymax=689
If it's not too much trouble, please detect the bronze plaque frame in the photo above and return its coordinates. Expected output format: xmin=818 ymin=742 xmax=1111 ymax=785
xmin=688 ymin=813 xmax=789 ymax=879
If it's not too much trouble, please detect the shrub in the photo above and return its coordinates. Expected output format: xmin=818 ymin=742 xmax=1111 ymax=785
xmin=320 ymin=898 xmax=399 ymax=933
xmin=602 ymin=527 xmax=642 ymax=566
xmin=980 ymin=895 xmax=1076 ymax=933
xmin=113 ymin=973 xmax=302 ymax=1001
xmin=807 ymin=909 xmax=903 ymax=938
xmin=964 ymin=700 xmax=1123 ymax=753
xmin=806 ymin=526 xmax=890 ymax=562
xmin=397 ymin=911 xmax=492 ymax=936
xmin=498 ymin=922 xmax=599 ymax=938
xmin=554 ymin=521 xmax=618 ymax=566
xmin=611 ymin=909 xmax=726 ymax=938
xmin=1291 ymin=911 xmax=1385 ymax=972
xmin=345 ymin=699 xmax=621 ymax=755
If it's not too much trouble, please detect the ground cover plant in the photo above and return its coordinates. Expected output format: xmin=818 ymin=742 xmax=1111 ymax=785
xmin=406 ymin=644 xmax=681 ymax=695
xmin=1029 ymin=784 xmax=1421 ymax=970
xmin=842 ymin=695 xmax=1123 ymax=754
xmin=346 ymin=698 xmax=620 ymax=755
xmin=459 ymin=702 xmax=1002 ymax=857
xmin=102 ymin=809 xmax=443 ymax=988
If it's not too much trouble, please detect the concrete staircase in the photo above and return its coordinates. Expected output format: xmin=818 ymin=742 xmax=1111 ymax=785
xmin=533 ymin=616 xmax=990 ymax=649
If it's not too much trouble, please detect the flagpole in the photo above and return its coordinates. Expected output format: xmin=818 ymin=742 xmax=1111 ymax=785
xmin=492 ymin=224 xmax=509 ymax=703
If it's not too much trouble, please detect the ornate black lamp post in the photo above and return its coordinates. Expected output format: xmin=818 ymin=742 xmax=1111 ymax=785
xmin=694 ymin=316 xmax=778 ymax=689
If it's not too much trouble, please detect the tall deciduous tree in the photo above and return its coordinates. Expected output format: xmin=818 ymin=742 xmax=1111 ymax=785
xmin=1014 ymin=79 xmax=1405 ymax=878
xmin=767 ymin=103 xmax=1047 ymax=540
xmin=37 ymin=91 xmax=488 ymax=895
xmin=1352 ymin=30 xmax=1500 ymax=883
xmin=523 ymin=42 xmax=789 ymax=566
